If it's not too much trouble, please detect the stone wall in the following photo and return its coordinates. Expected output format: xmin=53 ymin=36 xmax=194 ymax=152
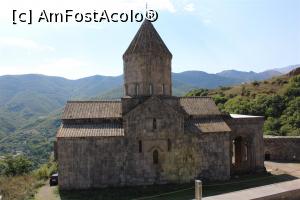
xmin=57 ymin=137 xmax=126 ymax=189
xmin=193 ymin=133 xmax=231 ymax=181
xmin=123 ymin=96 xmax=184 ymax=185
xmin=123 ymin=54 xmax=172 ymax=96
xmin=264 ymin=136 xmax=300 ymax=161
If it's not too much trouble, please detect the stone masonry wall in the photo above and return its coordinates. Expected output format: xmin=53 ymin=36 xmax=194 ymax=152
xmin=124 ymin=54 xmax=172 ymax=96
xmin=190 ymin=132 xmax=231 ymax=181
xmin=264 ymin=136 xmax=300 ymax=161
xmin=57 ymin=137 xmax=126 ymax=190
xmin=123 ymin=96 xmax=183 ymax=185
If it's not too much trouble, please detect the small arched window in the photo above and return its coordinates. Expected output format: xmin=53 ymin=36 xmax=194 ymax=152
xmin=153 ymin=118 xmax=157 ymax=130
xmin=168 ymin=139 xmax=172 ymax=152
xmin=149 ymin=84 xmax=153 ymax=95
xmin=244 ymin=143 xmax=248 ymax=161
xmin=139 ymin=140 xmax=142 ymax=153
xmin=135 ymin=84 xmax=139 ymax=96
xmin=124 ymin=84 xmax=128 ymax=95
xmin=153 ymin=150 xmax=159 ymax=164
xmin=162 ymin=84 xmax=165 ymax=95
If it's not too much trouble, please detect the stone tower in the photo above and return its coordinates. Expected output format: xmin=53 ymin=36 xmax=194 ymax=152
xmin=123 ymin=20 xmax=172 ymax=97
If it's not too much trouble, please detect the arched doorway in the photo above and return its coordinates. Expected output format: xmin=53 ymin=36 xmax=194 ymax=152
xmin=265 ymin=152 xmax=271 ymax=161
xmin=232 ymin=137 xmax=243 ymax=167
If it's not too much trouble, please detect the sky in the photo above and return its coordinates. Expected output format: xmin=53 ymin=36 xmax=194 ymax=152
xmin=0 ymin=0 xmax=299 ymax=79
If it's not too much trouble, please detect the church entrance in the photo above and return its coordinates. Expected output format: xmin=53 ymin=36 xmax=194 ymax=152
xmin=232 ymin=136 xmax=243 ymax=168
xmin=231 ymin=136 xmax=251 ymax=174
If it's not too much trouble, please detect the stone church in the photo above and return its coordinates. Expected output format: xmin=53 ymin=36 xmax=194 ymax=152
xmin=56 ymin=20 xmax=265 ymax=189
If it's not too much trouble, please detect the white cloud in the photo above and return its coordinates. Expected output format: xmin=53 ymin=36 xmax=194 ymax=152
xmin=184 ymin=3 xmax=195 ymax=12
xmin=0 ymin=36 xmax=54 ymax=52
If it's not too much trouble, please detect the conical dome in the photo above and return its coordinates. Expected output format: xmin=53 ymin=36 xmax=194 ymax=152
xmin=123 ymin=20 xmax=172 ymax=58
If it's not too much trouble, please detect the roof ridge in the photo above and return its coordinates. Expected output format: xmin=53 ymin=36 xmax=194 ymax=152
xmin=67 ymin=100 xmax=121 ymax=103
xmin=179 ymin=96 xmax=212 ymax=99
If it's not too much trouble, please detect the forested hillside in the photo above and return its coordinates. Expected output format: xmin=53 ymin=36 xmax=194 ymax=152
xmin=186 ymin=68 xmax=300 ymax=136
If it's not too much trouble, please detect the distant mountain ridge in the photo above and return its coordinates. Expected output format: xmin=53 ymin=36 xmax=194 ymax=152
xmin=1 ymin=64 xmax=298 ymax=118
xmin=216 ymin=69 xmax=282 ymax=82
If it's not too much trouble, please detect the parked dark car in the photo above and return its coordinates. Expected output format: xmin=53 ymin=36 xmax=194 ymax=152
xmin=49 ymin=173 xmax=58 ymax=186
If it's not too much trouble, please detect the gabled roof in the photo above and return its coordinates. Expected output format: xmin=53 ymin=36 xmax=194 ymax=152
xmin=56 ymin=123 xmax=124 ymax=138
xmin=185 ymin=117 xmax=231 ymax=133
xmin=179 ymin=97 xmax=222 ymax=116
xmin=123 ymin=20 xmax=172 ymax=58
xmin=124 ymin=96 xmax=182 ymax=118
xmin=62 ymin=101 xmax=122 ymax=120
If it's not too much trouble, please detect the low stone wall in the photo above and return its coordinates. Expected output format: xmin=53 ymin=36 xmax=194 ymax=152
xmin=264 ymin=136 xmax=300 ymax=161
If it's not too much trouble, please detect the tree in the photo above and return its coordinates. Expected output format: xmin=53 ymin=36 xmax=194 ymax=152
xmin=250 ymin=94 xmax=286 ymax=117
xmin=285 ymin=75 xmax=300 ymax=97
xmin=280 ymin=97 xmax=300 ymax=136
xmin=252 ymin=81 xmax=260 ymax=86
xmin=263 ymin=117 xmax=281 ymax=136
xmin=212 ymin=95 xmax=228 ymax=106
xmin=2 ymin=155 xmax=33 ymax=176
xmin=185 ymin=89 xmax=209 ymax=97
xmin=223 ymin=96 xmax=251 ymax=114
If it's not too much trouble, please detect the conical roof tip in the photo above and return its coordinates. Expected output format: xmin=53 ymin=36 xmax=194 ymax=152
xmin=123 ymin=20 xmax=172 ymax=58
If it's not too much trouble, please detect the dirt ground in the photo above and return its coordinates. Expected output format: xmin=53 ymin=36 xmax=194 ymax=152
xmin=34 ymin=183 xmax=59 ymax=200
xmin=265 ymin=161 xmax=300 ymax=178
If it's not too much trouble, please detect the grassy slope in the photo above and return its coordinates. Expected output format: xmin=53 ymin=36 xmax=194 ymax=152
xmin=207 ymin=74 xmax=290 ymax=97
xmin=0 ymin=175 xmax=43 ymax=200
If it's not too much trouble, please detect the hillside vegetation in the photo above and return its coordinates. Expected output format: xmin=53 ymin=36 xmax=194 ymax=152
xmin=0 ymin=155 xmax=57 ymax=200
xmin=186 ymin=69 xmax=300 ymax=136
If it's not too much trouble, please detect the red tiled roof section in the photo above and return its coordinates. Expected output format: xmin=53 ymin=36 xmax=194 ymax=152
xmin=62 ymin=101 xmax=122 ymax=120
xmin=179 ymin=97 xmax=221 ymax=116
xmin=56 ymin=123 xmax=124 ymax=138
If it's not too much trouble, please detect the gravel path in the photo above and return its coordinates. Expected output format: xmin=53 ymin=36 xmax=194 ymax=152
xmin=265 ymin=161 xmax=300 ymax=178
xmin=35 ymin=183 xmax=59 ymax=200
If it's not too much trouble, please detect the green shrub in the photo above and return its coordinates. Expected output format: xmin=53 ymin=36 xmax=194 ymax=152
xmin=34 ymin=157 xmax=57 ymax=180
xmin=0 ymin=155 xmax=33 ymax=176
xmin=252 ymin=81 xmax=260 ymax=86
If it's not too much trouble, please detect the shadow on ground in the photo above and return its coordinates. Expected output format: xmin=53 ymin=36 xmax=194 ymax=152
xmin=58 ymin=173 xmax=298 ymax=200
